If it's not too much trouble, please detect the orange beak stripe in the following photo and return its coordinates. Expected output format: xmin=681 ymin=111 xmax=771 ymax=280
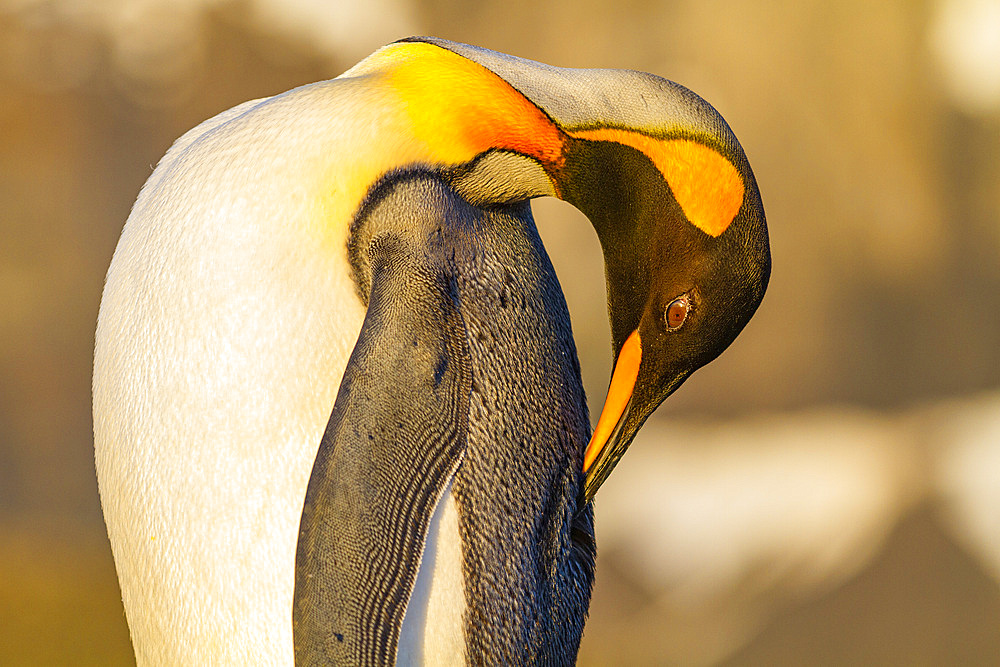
xmin=583 ymin=329 xmax=642 ymax=473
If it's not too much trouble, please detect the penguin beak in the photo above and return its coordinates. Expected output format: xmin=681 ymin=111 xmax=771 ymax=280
xmin=581 ymin=329 xmax=642 ymax=504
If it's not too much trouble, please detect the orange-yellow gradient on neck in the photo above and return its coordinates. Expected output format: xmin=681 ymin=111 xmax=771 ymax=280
xmin=572 ymin=129 xmax=744 ymax=237
xmin=379 ymin=42 xmax=566 ymax=169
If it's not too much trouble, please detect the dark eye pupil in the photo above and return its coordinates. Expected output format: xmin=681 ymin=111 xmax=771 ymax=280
xmin=666 ymin=298 xmax=688 ymax=329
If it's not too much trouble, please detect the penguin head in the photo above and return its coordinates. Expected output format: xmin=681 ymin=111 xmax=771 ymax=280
xmin=553 ymin=130 xmax=770 ymax=502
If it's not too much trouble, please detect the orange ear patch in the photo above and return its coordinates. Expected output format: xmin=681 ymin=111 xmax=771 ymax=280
xmin=571 ymin=129 xmax=744 ymax=237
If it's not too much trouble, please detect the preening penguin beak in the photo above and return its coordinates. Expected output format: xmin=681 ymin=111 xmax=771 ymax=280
xmin=582 ymin=330 xmax=642 ymax=504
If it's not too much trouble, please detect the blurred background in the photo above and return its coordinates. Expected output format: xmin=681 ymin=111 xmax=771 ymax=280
xmin=2 ymin=0 xmax=999 ymax=663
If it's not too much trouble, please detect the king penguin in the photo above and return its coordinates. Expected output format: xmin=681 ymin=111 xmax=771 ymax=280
xmin=93 ymin=37 xmax=770 ymax=665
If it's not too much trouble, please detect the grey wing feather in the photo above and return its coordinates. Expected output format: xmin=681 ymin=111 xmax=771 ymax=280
xmin=293 ymin=233 xmax=472 ymax=666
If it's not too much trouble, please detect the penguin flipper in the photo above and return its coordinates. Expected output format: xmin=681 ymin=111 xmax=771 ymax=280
xmin=293 ymin=232 xmax=472 ymax=666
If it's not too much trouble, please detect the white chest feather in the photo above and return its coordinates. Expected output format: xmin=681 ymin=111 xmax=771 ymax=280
xmin=397 ymin=482 xmax=467 ymax=665
xmin=94 ymin=82 xmax=375 ymax=664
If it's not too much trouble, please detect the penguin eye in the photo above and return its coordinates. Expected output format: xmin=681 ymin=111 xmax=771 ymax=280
xmin=665 ymin=297 xmax=689 ymax=330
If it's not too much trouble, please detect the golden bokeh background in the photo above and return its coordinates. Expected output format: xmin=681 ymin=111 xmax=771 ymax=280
xmin=2 ymin=0 xmax=999 ymax=663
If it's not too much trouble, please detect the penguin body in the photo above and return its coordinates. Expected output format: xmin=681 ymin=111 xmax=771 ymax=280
xmin=95 ymin=37 xmax=769 ymax=665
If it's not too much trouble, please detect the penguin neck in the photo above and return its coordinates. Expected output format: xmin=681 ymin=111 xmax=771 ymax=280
xmin=347 ymin=41 xmax=567 ymax=171
xmin=557 ymin=138 xmax=664 ymax=350
xmin=340 ymin=41 xmax=567 ymax=211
